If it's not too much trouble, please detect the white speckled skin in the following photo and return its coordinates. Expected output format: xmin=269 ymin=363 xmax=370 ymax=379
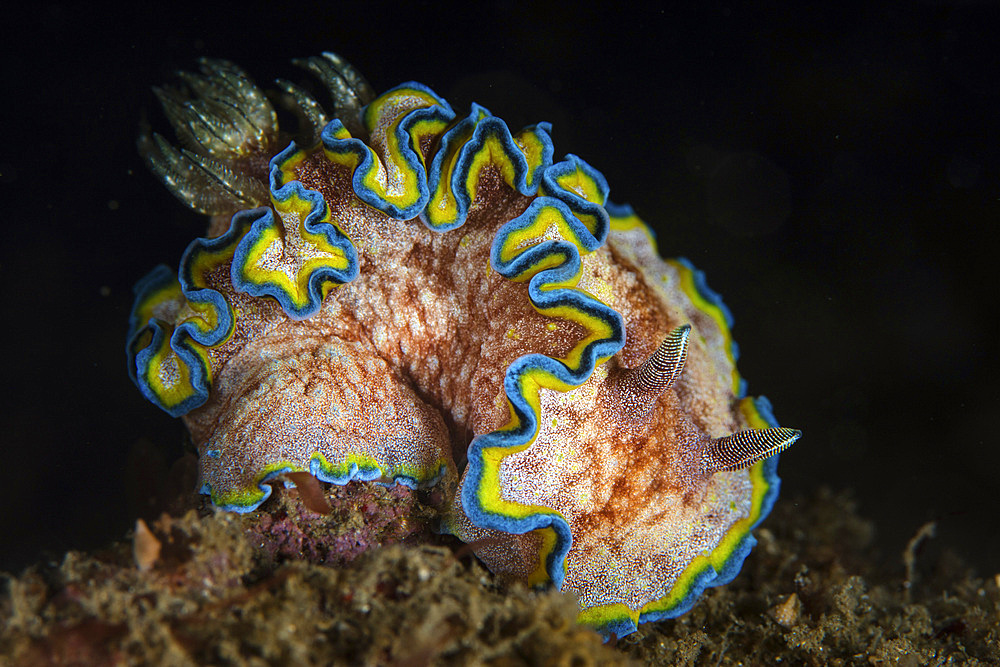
xmin=182 ymin=138 xmax=753 ymax=608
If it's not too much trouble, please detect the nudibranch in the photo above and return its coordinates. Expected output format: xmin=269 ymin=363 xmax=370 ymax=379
xmin=128 ymin=53 xmax=800 ymax=637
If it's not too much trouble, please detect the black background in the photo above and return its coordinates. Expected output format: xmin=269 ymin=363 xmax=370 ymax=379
xmin=3 ymin=2 xmax=998 ymax=575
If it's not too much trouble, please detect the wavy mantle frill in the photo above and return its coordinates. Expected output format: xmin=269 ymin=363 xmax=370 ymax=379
xmin=128 ymin=75 xmax=790 ymax=637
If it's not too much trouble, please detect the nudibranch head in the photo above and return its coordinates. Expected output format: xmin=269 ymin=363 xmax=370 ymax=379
xmin=451 ymin=322 xmax=798 ymax=636
xmin=128 ymin=51 xmax=800 ymax=638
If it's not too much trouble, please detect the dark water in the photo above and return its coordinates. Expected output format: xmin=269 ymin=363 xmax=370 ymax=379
xmin=3 ymin=3 xmax=997 ymax=575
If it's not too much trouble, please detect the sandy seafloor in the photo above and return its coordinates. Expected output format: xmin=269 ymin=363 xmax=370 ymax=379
xmin=3 ymin=2 xmax=1000 ymax=664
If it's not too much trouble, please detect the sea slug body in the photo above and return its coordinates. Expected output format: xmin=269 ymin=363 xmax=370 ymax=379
xmin=128 ymin=53 xmax=800 ymax=637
